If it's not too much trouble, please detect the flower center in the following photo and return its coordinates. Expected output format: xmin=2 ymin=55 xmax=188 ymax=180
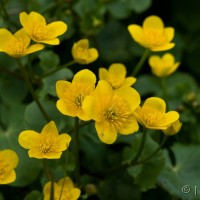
xmin=32 ymin=24 xmax=48 ymax=41
xmin=144 ymin=29 xmax=165 ymax=46
xmin=39 ymin=140 xmax=53 ymax=155
xmin=76 ymin=47 xmax=89 ymax=59
xmin=75 ymin=94 xmax=84 ymax=107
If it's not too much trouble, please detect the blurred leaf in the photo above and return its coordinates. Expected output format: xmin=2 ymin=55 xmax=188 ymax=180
xmin=40 ymin=68 xmax=73 ymax=98
xmin=158 ymin=144 xmax=200 ymax=200
xmin=39 ymin=50 xmax=60 ymax=73
xmin=127 ymin=0 xmax=152 ymax=13
xmin=0 ymin=193 xmax=4 ymax=200
xmin=123 ymin=133 xmax=164 ymax=191
xmin=24 ymin=191 xmax=42 ymax=200
xmin=97 ymin=20 xmax=131 ymax=62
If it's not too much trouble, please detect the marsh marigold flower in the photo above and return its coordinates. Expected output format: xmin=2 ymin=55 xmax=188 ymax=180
xmin=163 ymin=119 xmax=182 ymax=136
xmin=56 ymin=69 xmax=96 ymax=120
xmin=43 ymin=176 xmax=81 ymax=200
xmin=82 ymin=80 xmax=140 ymax=144
xmin=0 ymin=28 xmax=44 ymax=57
xmin=72 ymin=39 xmax=98 ymax=64
xmin=18 ymin=121 xmax=71 ymax=159
xmin=20 ymin=11 xmax=67 ymax=45
xmin=99 ymin=63 xmax=136 ymax=89
xmin=0 ymin=149 xmax=19 ymax=184
xmin=134 ymin=97 xmax=179 ymax=130
xmin=128 ymin=15 xmax=175 ymax=51
xmin=149 ymin=53 xmax=180 ymax=77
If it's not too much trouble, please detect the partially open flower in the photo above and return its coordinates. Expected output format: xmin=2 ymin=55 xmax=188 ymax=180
xmin=163 ymin=119 xmax=182 ymax=136
xmin=72 ymin=39 xmax=98 ymax=64
xmin=20 ymin=11 xmax=67 ymax=45
xmin=128 ymin=15 xmax=175 ymax=51
xmin=0 ymin=28 xmax=44 ymax=57
xmin=99 ymin=63 xmax=136 ymax=89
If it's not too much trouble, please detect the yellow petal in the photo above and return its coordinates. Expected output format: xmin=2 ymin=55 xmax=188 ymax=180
xmin=162 ymin=53 xmax=175 ymax=66
xmin=14 ymin=28 xmax=30 ymax=48
xmin=121 ymin=77 xmax=137 ymax=87
xmin=150 ymin=43 xmax=175 ymax=51
xmin=18 ymin=130 xmax=40 ymax=149
xmin=118 ymin=114 xmax=139 ymax=135
xmin=143 ymin=97 xmax=166 ymax=113
xmin=149 ymin=55 xmax=162 ymax=67
xmin=128 ymin=25 xmax=147 ymax=46
xmin=109 ymin=63 xmax=126 ymax=81
xmin=46 ymin=21 xmax=67 ymax=38
xmin=143 ymin=15 xmax=164 ymax=33
xmin=114 ymin=87 xmax=140 ymax=113
xmin=99 ymin=68 xmax=108 ymax=80
xmin=41 ymin=121 xmax=59 ymax=137
xmin=0 ymin=29 xmax=13 ymax=52
xmin=87 ymin=48 xmax=99 ymax=63
xmin=26 ymin=44 xmax=45 ymax=54
xmin=0 ymin=170 xmax=16 ymax=184
xmin=73 ymin=69 xmax=96 ymax=86
xmin=75 ymin=39 xmax=89 ymax=48
xmin=163 ymin=120 xmax=182 ymax=136
xmin=71 ymin=188 xmax=81 ymax=199
xmin=39 ymin=38 xmax=60 ymax=45
xmin=58 ymin=176 xmax=74 ymax=189
xmin=160 ymin=111 xmax=180 ymax=127
xmin=43 ymin=181 xmax=59 ymax=199
xmin=95 ymin=122 xmax=117 ymax=144
xmin=82 ymin=96 xmax=97 ymax=120
xmin=56 ymin=99 xmax=77 ymax=117
xmin=164 ymin=27 xmax=174 ymax=42
xmin=43 ymin=151 xmax=62 ymax=159
xmin=56 ymin=80 xmax=71 ymax=98
xmin=167 ymin=62 xmax=180 ymax=76
xmin=28 ymin=149 xmax=43 ymax=159
xmin=93 ymin=80 xmax=113 ymax=98
xmin=28 ymin=11 xmax=46 ymax=25
xmin=55 ymin=134 xmax=71 ymax=151
xmin=0 ymin=149 xmax=19 ymax=169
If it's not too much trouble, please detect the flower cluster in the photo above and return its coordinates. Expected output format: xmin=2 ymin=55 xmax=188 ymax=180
xmin=0 ymin=11 xmax=67 ymax=57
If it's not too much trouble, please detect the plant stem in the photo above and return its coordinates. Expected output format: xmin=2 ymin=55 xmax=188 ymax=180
xmin=131 ymin=49 xmax=150 ymax=76
xmin=59 ymin=150 xmax=69 ymax=200
xmin=161 ymin=77 xmax=169 ymax=109
xmin=16 ymin=59 xmax=50 ymax=122
xmin=137 ymin=135 xmax=168 ymax=164
xmin=67 ymin=120 xmax=93 ymax=134
xmin=74 ymin=117 xmax=80 ymax=186
xmin=42 ymin=60 xmax=76 ymax=78
xmin=43 ymin=159 xmax=54 ymax=200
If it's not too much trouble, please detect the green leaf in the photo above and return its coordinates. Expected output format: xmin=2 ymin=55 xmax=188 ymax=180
xmin=24 ymin=191 xmax=42 ymax=200
xmin=128 ymin=0 xmax=152 ymax=13
xmin=39 ymin=50 xmax=60 ymax=73
xmin=123 ymin=133 xmax=165 ymax=191
xmin=158 ymin=144 xmax=200 ymax=200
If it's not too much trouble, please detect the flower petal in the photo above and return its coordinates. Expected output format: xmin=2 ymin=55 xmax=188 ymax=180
xmin=167 ymin=62 xmax=180 ymax=76
xmin=0 ymin=170 xmax=16 ymax=184
xmin=55 ymin=134 xmax=71 ymax=151
xmin=94 ymin=80 xmax=113 ymax=98
xmin=143 ymin=15 xmax=164 ymax=32
xmin=128 ymin=25 xmax=147 ymax=46
xmin=87 ymin=48 xmax=99 ymax=63
xmin=0 ymin=29 xmax=13 ymax=52
xmin=114 ymin=87 xmax=140 ymax=113
xmin=73 ymin=69 xmax=96 ymax=86
xmin=56 ymin=80 xmax=71 ymax=98
xmin=118 ymin=114 xmax=139 ymax=135
xmin=95 ymin=122 xmax=117 ymax=144
xmin=164 ymin=27 xmax=174 ymax=42
xmin=143 ymin=97 xmax=166 ymax=113
xmin=71 ymin=188 xmax=81 ymax=199
xmin=58 ymin=177 xmax=74 ymax=189
xmin=160 ymin=111 xmax=180 ymax=127
xmin=18 ymin=130 xmax=40 ymax=149
xmin=26 ymin=44 xmax=45 ymax=55
xmin=121 ymin=77 xmax=137 ymax=87
xmin=150 ymin=43 xmax=175 ymax=51
xmin=46 ymin=21 xmax=67 ymax=38
xmin=41 ymin=121 xmax=59 ymax=137
xmin=39 ymin=38 xmax=60 ymax=45
xmin=14 ymin=28 xmax=30 ymax=48
xmin=99 ymin=68 xmax=109 ymax=80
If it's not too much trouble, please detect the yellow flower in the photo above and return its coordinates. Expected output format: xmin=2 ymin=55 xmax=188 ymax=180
xmin=56 ymin=69 xmax=96 ymax=120
xmin=128 ymin=15 xmax=175 ymax=51
xmin=99 ymin=63 xmax=136 ymax=89
xmin=72 ymin=39 xmax=98 ymax=64
xmin=0 ymin=149 xmax=19 ymax=184
xmin=0 ymin=28 xmax=44 ymax=57
xmin=134 ymin=97 xmax=179 ymax=130
xmin=149 ymin=53 xmax=180 ymax=77
xmin=82 ymin=80 xmax=140 ymax=144
xmin=20 ymin=11 xmax=67 ymax=45
xmin=43 ymin=176 xmax=81 ymax=200
xmin=18 ymin=121 xmax=71 ymax=159
xmin=163 ymin=119 xmax=182 ymax=136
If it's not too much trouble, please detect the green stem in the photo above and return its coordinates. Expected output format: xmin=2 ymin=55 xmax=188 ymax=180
xmin=43 ymin=160 xmax=54 ymax=200
xmin=42 ymin=60 xmax=76 ymax=78
xmin=16 ymin=59 xmax=50 ymax=122
xmin=67 ymin=120 xmax=93 ymax=134
xmin=74 ymin=117 xmax=80 ymax=186
xmin=59 ymin=150 xmax=69 ymax=200
xmin=161 ymin=77 xmax=169 ymax=109
xmin=137 ymin=135 xmax=168 ymax=164
xmin=131 ymin=49 xmax=150 ymax=76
